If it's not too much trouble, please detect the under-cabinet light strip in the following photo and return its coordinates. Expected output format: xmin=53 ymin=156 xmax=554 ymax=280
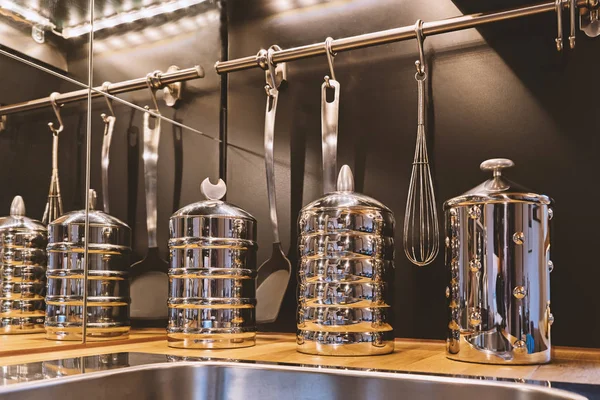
xmin=62 ymin=0 xmax=208 ymax=38
xmin=0 ymin=1 xmax=55 ymax=29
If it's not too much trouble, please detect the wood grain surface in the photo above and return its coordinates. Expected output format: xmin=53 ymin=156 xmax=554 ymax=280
xmin=0 ymin=332 xmax=598 ymax=385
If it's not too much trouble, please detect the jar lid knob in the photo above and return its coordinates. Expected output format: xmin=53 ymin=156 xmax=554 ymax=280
xmin=480 ymin=158 xmax=514 ymax=177
xmin=88 ymin=189 xmax=97 ymax=211
xmin=336 ymin=165 xmax=354 ymax=192
xmin=201 ymin=178 xmax=227 ymax=200
xmin=10 ymin=196 xmax=25 ymax=217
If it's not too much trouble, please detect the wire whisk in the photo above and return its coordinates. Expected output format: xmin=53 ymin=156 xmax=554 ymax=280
xmin=403 ymin=21 xmax=439 ymax=267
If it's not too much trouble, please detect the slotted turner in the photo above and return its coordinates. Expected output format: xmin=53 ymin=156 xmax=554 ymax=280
xmin=256 ymin=48 xmax=291 ymax=324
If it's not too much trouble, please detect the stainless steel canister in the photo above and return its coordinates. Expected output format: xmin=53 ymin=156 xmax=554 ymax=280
xmin=0 ymin=196 xmax=47 ymax=334
xmin=444 ymin=159 xmax=553 ymax=365
xmin=168 ymin=178 xmax=257 ymax=349
xmin=297 ymin=165 xmax=395 ymax=356
xmin=45 ymin=190 xmax=131 ymax=341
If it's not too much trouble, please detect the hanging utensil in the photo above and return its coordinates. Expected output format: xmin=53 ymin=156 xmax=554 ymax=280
xmin=256 ymin=45 xmax=291 ymax=324
xmin=126 ymin=108 xmax=139 ymax=245
xmin=130 ymin=74 xmax=169 ymax=326
xmin=42 ymin=92 xmax=64 ymax=225
xmin=403 ymin=20 xmax=439 ymax=267
xmin=555 ymin=0 xmax=564 ymax=51
xmin=100 ymin=82 xmax=116 ymax=214
xmin=321 ymin=37 xmax=340 ymax=194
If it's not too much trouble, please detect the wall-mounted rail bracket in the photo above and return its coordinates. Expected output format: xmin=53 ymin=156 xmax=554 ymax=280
xmin=580 ymin=0 xmax=600 ymax=37
xmin=163 ymin=65 xmax=183 ymax=107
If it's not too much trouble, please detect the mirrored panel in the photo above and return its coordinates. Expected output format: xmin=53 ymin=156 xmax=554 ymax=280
xmin=90 ymin=0 xmax=222 ymax=136
xmin=0 ymin=0 xmax=93 ymax=344
xmin=0 ymin=63 xmax=92 ymax=345
xmin=87 ymin=0 xmax=223 ymax=328
xmin=0 ymin=0 xmax=93 ymax=84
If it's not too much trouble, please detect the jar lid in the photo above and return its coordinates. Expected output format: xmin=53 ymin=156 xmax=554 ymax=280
xmin=443 ymin=158 xmax=552 ymax=208
xmin=301 ymin=165 xmax=392 ymax=213
xmin=171 ymin=178 xmax=256 ymax=221
xmin=50 ymin=189 xmax=130 ymax=229
xmin=0 ymin=196 xmax=46 ymax=232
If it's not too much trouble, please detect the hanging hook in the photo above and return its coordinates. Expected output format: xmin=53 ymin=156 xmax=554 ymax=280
xmin=414 ymin=19 xmax=426 ymax=77
xmin=101 ymin=82 xmax=115 ymax=120
xmin=264 ymin=45 xmax=279 ymax=94
xmin=324 ymin=37 xmax=337 ymax=88
xmin=48 ymin=92 xmax=64 ymax=136
xmin=145 ymin=71 xmax=161 ymax=112
xmin=555 ymin=0 xmax=564 ymax=51
xmin=263 ymin=45 xmax=286 ymax=96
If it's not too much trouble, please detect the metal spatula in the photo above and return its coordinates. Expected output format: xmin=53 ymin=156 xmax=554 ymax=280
xmin=256 ymin=47 xmax=290 ymax=324
xmin=101 ymin=112 xmax=116 ymax=213
xmin=130 ymin=109 xmax=169 ymax=325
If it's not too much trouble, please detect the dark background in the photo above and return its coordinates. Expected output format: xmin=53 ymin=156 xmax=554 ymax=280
xmin=0 ymin=0 xmax=597 ymax=348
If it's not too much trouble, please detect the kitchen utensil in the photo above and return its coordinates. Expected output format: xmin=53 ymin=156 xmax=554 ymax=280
xmin=130 ymin=109 xmax=169 ymax=325
xmin=403 ymin=21 xmax=439 ymax=267
xmin=100 ymin=88 xmax=116 ymax=214
xmin=0 ymin=196 xmax=47 ymax=334
xmin=168 ymin=177 xmax=258 ymax=349
xmin=45 ymin=189 xmax=131 ymax=341
xmin=172 ymin=112 xmax=183 ymax=212
xmin=444 ymin=158 xmax=554 ymax=365
xmin=126 ymin=110 xmax=139 ymax=245
xmin=321 ymin=36 xmax=340 ymax=194
xmin=42 ymin=92 xmax=64 ymax=225
xmin=256 ymin=46 xmax=291 ymax=324
xmin=101 ymin=114 xmax=116 ymax=214
xmin=297 ymin=165 xmax=395 ymax=356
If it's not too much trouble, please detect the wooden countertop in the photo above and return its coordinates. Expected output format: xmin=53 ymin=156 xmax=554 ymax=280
xmin=0 ymin=332 xmax=598 ymax=386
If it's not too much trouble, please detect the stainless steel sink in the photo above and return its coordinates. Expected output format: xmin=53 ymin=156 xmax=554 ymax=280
xmin=0 ymin=353 xmax=588 ymax=399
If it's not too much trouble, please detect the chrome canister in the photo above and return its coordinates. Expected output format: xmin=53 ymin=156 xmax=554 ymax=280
xmin=45 ymin=190 xmax=131 ymax=340
xmin=0 ymin=196 xmax=47 ymax=334
xmin=168 ymin=178 xmax=257 ymax=349
xmin=297 ymin=165 xmax=395 ymax=356
xmin=444 ymin=159 xmax=553 ymax=364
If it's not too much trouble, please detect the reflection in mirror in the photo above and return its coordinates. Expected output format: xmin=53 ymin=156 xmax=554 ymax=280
xmin=0 ymin=0 xmax=92 ymax=84
xmin=89 ymin=0 xmax=222 ymax=141
xmin=0 ymin=0 xmax=93 ymax=344
xmin=84 ymin=0 xmax=223 ymax=327
xmin=0 ymin=62 xmax=92 ymax=344
xmin=88 ymin=94 xmax=219 ymax=327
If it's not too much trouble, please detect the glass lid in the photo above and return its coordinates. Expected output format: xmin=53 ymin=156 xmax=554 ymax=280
xmin=444 ymin=158 xmax=552 ymax=208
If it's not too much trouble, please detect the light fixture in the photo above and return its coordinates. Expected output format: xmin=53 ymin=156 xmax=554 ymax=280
xmin=0 ymin=1 xmax=55 ymax=30
xmin=62 ymin=0 xmax=208 ymax=38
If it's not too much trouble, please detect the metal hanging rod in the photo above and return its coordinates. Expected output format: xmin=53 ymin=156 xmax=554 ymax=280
xmin=215 ymin=0 xmax=589 ymax=74
xmin=0 ymin=65 xmax=205 ymax=116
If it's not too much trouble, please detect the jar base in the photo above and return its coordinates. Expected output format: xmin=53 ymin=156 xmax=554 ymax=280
xmin=45 ymin=326 xmax=130 ymax=341
xmin=167 ymin=332 xmax=256 ymax=349
xmin=296 ymin=330 xmax=394 ymax=356
xmin=446 ymin=335 xmax=551 ymax=365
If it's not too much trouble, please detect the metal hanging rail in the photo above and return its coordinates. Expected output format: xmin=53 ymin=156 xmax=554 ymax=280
xmin=215 ymin=0 xmax=589 ymax=74
xmin=0 ymin=65 xmax=205 ymax=115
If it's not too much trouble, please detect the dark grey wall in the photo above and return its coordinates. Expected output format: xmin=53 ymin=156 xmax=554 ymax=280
xmin=225 ymin=0 xmax=600 ymax=348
